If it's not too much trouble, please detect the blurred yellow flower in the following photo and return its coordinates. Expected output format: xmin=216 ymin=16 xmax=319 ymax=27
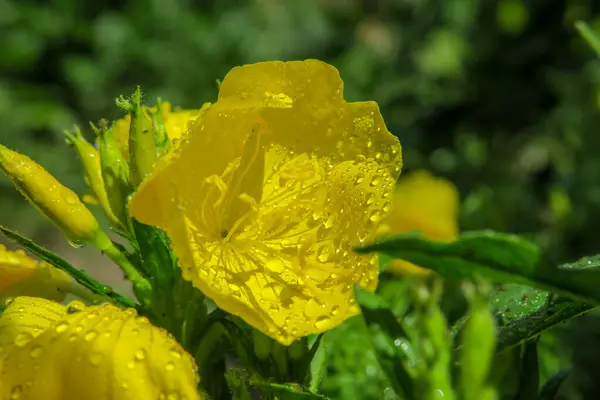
xmin=130 ymin=60 xmax=402 ymax=344
xmin=0 ymin=297 xmax=201 ymax=400
xmin=113 ymin=102 xmax=201 ymax=161
xmin=381 ymin=170 xmax=459 ymax=276
xmin=0 ymin=245 xmax=71 ymax=302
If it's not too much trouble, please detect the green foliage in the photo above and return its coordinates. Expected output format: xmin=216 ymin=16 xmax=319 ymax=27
xmin=4 ymin=1 xmax=600 ymax=399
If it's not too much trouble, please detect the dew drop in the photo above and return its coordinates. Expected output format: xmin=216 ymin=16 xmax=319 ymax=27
xmin=169 ymin=349 xmax=182 ymax=359
xmin=265 ymin=259 xmax=285 ymax=273
xmin=369 ymin=212 xmax=382 ymax=223
xmin=14 ymin=332 xmax=33 ymax=347
xmin=314 ymin=316 xmax=329 ymax=330
xmin=10 ymin=385 xmax=22 ymax=399
xmin=331 ymin=306 xmax=340 ymax=316
xmin=304 ymin=298 xmax=325 ymax=318
xmin=66 ymin=300 xmax=86 ymax=314
xmin=125 ymin=308 xmax=138 ymax=317
xmin=84 ymin=331 xmax=97 ymax=341
xmin=29 ymin=345 xmax=44 ymax=359
xmin=166 ymin=361 xmax=175 ymax=371
xmin=55 ymin=322 xmax=69 ymax=334
xmin=87 ymin=311 xmax=99 ymax=319
xmin=134 ymin=349 xmax=146 ymax=361
xmin=89 ymin=352 xmax=103 ymax=366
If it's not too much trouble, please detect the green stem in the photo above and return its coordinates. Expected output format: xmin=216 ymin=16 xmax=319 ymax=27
xmin=61 ymin=281 xmax=107 ymax=304
xmin=195 ymin=322 xmax=227 ymax=374
xmin=101 ymin=242 xmax=152 ymax=305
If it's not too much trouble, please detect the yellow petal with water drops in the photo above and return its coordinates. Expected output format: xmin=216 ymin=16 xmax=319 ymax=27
xmin=0 ymin=245 xmax=71 ymax=302
xmin=382 ymin=170 xmax=460 ymax=276
xmin=0 ymin=297 xmax=67 ymax=351
xmin=130 ymin=60 xmax=402 ymax=345
xmin=0 ymin=297 xmax=201 ymax=400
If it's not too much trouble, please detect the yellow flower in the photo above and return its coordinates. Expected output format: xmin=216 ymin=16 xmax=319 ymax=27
xmin=381 ymin=170 xmax=459 ymax=276
xmin=0 ymin=144 xmax=113 ymax=249
xmin=130 ymin=60 xmax=402 ymax=344
xmin=0 ymin=245 xmax=71 ymax=302
xmin=0 ymin=297 xmax=201 ymax=400
xmin=113 ymin=102 xmax=202 ymax=161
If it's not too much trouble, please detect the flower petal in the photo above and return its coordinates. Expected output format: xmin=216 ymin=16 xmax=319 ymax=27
xmin=0 ymin=246 xmax=71 ymax=302
xmin=382 ymin=170 xmax=460 ymax=276
xmin=130 ymin=60 xmax=402 ymax=344
xmin=218 ymin=59 xmax=344 ymax=110
xmin=0 ymin=298 xmax=201 ymax=400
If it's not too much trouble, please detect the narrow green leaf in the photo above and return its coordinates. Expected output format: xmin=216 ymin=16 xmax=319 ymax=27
xmin=575 ymin=21 xmax=600 ymax=57
xmin=516 ymin=340 xmax=540 ymax=400
xmin=0 ymin=225 xmax=136 ymax=309
xmin=250 ymin=381 xmax=331 ymax=400
xmin=307 ymin=335 xmax=327 ymax=392
xmin=358 ymin=231 xmax=600 ymax=304
xmin=355 ymin=288 xmax=415 ymax=400
xmin=497 ymin=296 xmax=595 ymax=352
xmin=537 ymin=369 xmax=570 ymax=400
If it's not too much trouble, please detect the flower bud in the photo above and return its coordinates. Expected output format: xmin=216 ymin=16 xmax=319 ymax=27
xmin=116 ymin=87 xmax=156 ymax=187
xmin=95 ymin=121 xmax=131 ymax=228
xmin=0 ymin=144 xmax=113 ymax=250
xmin=65 ymin=127 xmax=121 ymax=228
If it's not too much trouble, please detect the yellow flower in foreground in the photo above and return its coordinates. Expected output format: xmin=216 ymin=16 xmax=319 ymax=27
xmin=0 ymin=297 xmax=201 ymax=400
xmin=130 ymin=60 xmax=402 ymax=344
xmin=0 ymin=245 xmax=71 ymax=302
xmin=113 ymin=102 xmax=201 ymax=160
xmin=381 ymin=170 xmax=459 ymax=276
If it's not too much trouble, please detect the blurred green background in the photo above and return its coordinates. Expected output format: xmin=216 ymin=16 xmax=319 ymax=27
xmin=2 ymin=0 xmax=600 ymax=398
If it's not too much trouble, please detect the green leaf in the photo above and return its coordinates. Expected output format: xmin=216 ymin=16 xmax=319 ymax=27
xmin=496 ymin=296 xmax=594 ymax=352
xmin=538 ymin=369 xmax=570 ymax=400
xmin=250 ymin=381 xmax=331 ymax=400
xmin=494 ymin=284 xmax=548 ymax=325
xmin=0 ymin=225 xmax=136 ymax=309
xmin=358 ymin=231 xmax=600 ymax=305
xmin=355 ymin=288 xmax=415 ymax=400
xmin=575 ymin=21 xmax=600 ymax=57
xmin=515 ymin=340 xmax=540 ymax=400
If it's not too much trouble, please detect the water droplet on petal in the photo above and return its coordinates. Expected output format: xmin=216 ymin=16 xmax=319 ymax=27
xmin=55 ymin=322 xmax=69 ymax=334
xmin=314 ymin=316 xmax=329 ymax=330
xmin=166 ymin=361 xmax=175 ymax=371
xmin=29 ymin=345 xmax=44 ymax=359
xmin=265 ymin=259 xmax=285 ymax=273
xmin=66 ymin=300 xmax=86 ymax=314
xmin=134 ymin=349 xmax=146 ymax=361
xmin=304 ymin=299 xmax=325 ymax=318
xmin=10 ymin=385 xmax=22 ymax=399
xmin=87 ymin=311 xmax=99 ymax=319
xmin=14 ymin=332 xmax=33 ymax=347
xmin=89 ymin=352 xmax=103 ymax=366
xmin=84 ymin=331 xmax=97 ymax=341
xmin=369 ymin=212 xmax=382 ymax=223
